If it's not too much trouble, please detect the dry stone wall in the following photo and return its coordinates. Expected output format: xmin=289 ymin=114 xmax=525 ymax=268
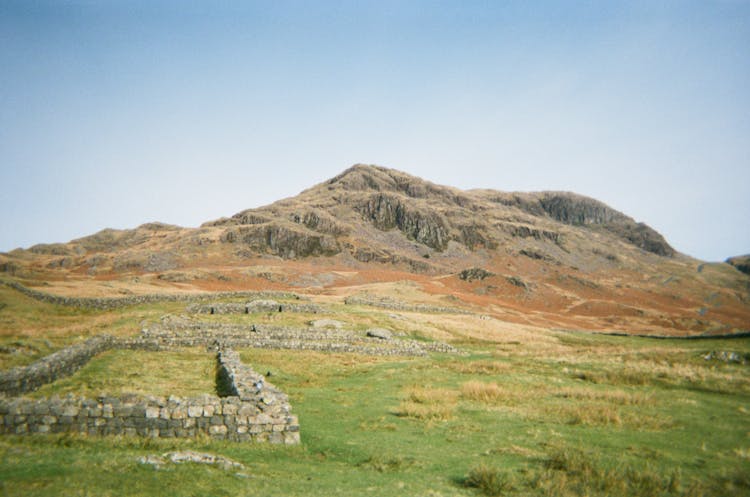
xmin=0 ymin=344 xmax=299 ymax=443
xmin=186 ymin=300 xmax=323 ymax=315
xmin=344 ymin=295 xmax=473 ymax=315
xmin=143 ymin=317 xmax=460 ymax=356
xmin=0 ymin=336 xmax=115 ymax=396
xmin=0 ymin=280 xmax=303 ymax=311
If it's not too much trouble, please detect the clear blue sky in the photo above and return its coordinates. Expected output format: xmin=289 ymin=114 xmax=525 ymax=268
xmin=1 ymin=1 xmax=748 ymax=262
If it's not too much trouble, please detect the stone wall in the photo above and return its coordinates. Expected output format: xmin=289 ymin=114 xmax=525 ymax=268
xmin=344 ymin=295 xmax=473 ymax=315
xmin=143 ymin=317 xmax=460 ymax=356
xmin=186 ymin=300 xmax=323 ymax=315
xmin=0 ymin=347 xmax=299 ymax=444
xmin=0 ymin=280 xmax=303 ymax=311
xmin=0 ymin=336 xmax=116 ymax=396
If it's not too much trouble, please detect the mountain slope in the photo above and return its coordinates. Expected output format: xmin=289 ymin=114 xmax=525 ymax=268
xmin=1 ymin=164 xmax=748 ymax=336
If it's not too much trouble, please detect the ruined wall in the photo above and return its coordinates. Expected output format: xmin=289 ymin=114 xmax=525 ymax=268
xmin=0 ymin=280 xmax=303 ymax=311
xmin=0 ymin=348 xmax=299 ymax=444
xmin=186 ymin=300 xmax=322 ymax=315
xmin=0 ymin=336 xmax=116 ymax=396
xmin=344 ymin=295 xmax=473 ymax=315
xmin=143 ymin=319 xmax=460 ymax=356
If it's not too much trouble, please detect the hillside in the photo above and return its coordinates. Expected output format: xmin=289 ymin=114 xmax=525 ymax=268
xmin=1 ymin=164 xmax=748 ymax=336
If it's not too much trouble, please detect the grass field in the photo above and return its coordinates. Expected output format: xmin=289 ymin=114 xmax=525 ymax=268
xmin=1 ymin=286 xmax=749 ymax=496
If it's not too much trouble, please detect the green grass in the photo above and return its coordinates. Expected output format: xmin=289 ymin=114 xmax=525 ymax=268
xmin=29 ymin=348 xmax=216 ymax=399
xmin=1 ymin=292 xmax=750 ymax=496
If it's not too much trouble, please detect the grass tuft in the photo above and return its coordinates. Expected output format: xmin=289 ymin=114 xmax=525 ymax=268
xmin=464 ymin=464 xmax=514 ymax=496
xmin=395 ymin=385 xmax=457 ymax=422
xmin=461 ymin=380 xmax=513 ymax=403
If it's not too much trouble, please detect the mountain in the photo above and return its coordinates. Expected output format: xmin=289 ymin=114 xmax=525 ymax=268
xmin=1 ymin=164 xmax=748 ymax=336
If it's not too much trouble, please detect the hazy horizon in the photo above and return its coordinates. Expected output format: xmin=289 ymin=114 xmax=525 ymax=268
xmin=1 ymin=1 xmax=748 ymax=262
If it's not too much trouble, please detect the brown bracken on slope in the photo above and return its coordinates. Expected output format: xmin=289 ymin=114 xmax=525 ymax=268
xmin=1 ymin=164 xmax=748 ymax=337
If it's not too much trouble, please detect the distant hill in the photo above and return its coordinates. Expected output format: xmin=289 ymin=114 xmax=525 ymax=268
xmin=2 ymin=164 xmax=748 ymax=336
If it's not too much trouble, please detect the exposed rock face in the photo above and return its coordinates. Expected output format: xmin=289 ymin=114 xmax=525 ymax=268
xmin=458 ymin=268 xmax=494 ymax=282
xmin=727 ymin=255 xmax=750 ymax=276
xmin=220 ymin=224 xmax=340 ymax=259
xmin=355 ymin=193 xmax=449 ymax=251
xmin=486 ymin=191 xmax=675 ymax=257
xmin=4 ymin=164 xmax=680 ymax=276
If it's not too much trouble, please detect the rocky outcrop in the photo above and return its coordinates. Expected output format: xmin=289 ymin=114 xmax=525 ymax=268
xmin=487 ymin=191 xmax=674 ymax=257
xmin=355 ymin=193 xmax=449 ymax=251
xmin=220 ymin=224 xmax=340 ymax=259
xmin=458 ymin=268 xmax=494 ymax=282
xmin=727 ymin=255 xmax=750 ymax=276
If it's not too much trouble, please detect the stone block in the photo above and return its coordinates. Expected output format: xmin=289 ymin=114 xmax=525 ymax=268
xmin=210 ymin=415 xmax=223 ymax=426
xmin=187 ymin=406 xmax=202 ymax=418
xmin=145 ymin=407 xmax=160 ymax=419
xmin=209 ymin=425 xmax=227 ymax=436
xmin=114 ymin=405 xmax=133 ymax=417
xmin=238 ymin=405 xmax=257 ymax=417
xmin=254 ymin=413 xmax=272 ymax=425
xmin=203 ymin=405 xmax=215 ymax=417
xmin=269 ymin=432 xmax=284 ymax=444
xmin=284 ymin=432 xmax=301 ymax=445
xmin=60 ymin=405 xmax=79 ymax=417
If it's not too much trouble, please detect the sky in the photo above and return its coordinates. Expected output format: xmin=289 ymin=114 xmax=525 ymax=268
xmin=1 ymin=1 xmax=748 ymax=262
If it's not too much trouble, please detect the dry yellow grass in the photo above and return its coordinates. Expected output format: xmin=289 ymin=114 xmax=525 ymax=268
xmin=396 ymin=385 xmax=458 ymax=422
xmin=446 ymin=359 xmax=512 ymax=375
xmin=554 ymin=386 xmax=655 ymax=406
xmin=461 ymin=380 xmax=509 ymax=403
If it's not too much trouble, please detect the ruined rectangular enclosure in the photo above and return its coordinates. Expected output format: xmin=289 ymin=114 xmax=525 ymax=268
xmin=0 ymin=286 xmax=460 ymax=444
xmin=0 ymin=337 xmax=300 ymax=444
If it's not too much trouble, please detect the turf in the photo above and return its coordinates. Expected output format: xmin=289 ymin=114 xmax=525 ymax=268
xmin=1 ymin=289 xmax=749 ymax=496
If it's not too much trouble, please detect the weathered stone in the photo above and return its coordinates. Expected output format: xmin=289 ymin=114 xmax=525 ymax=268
xmin=366 ymin=328 xmax=392 ymax=340
xmin=145 ymin=407 xmax=160 ymax=419
xmin=209 ymin=425 xmax=227 ymax=436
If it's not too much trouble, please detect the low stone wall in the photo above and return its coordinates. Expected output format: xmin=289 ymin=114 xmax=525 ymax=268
xmin=344 ymin=295 xmax=473 ymax=315
xmin=0 ymin=346 xmax=300 ymax=444
xmin=0 ymin=280 xmax=304 ymax=311
xmin=0 ymin=390 xmax=299 ymax=443
xmin=186 ymin=300 xmax=323 ymax=315
xmin=144 ymin=318 xmax=461 ymax=357
xmin=0 ymin=336 xmax=116 ymax=396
